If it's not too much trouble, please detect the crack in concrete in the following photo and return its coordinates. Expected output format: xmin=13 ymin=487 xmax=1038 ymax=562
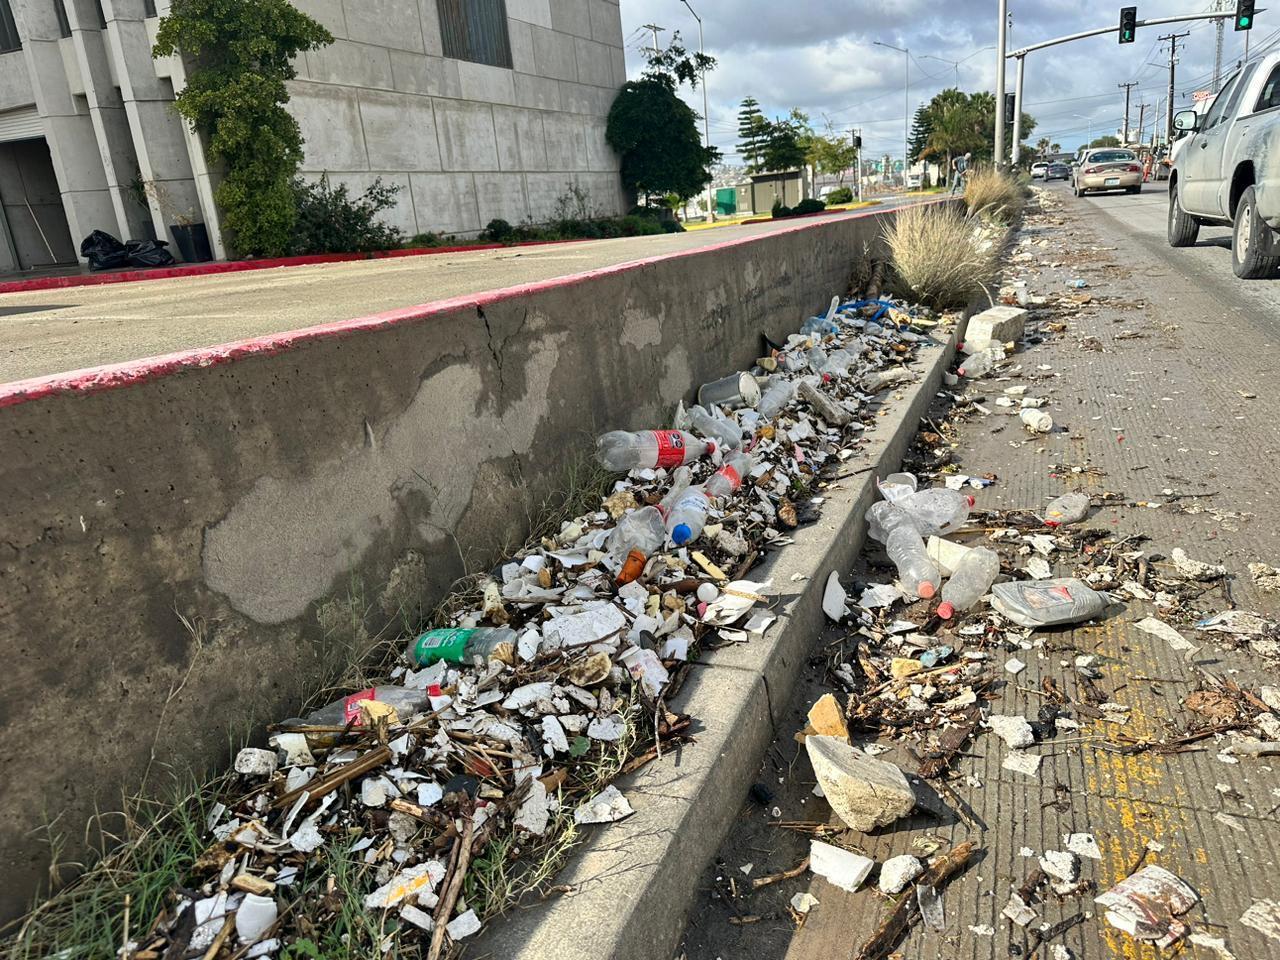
xmin=477 ymin=305 xmax=503 ymax=395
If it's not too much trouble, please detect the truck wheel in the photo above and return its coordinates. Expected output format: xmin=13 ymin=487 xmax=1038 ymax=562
xmin=1231 ymin=185 xmax=1280 ymax=278
xmin=1167 ymin=182 xmax=1199 ymax=247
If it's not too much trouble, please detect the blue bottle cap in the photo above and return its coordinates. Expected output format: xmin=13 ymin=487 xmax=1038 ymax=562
xmin=672 ymin=524 xmax=693 ymax=546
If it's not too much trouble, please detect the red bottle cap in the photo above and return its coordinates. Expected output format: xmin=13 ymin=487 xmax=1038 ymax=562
xmin=966 ymin=495 xmax=976 ymax=507
xmin=937 ymin=601 xmax=955 ymax=619
xmin=918 ymin=581 xmax=936 ymax=599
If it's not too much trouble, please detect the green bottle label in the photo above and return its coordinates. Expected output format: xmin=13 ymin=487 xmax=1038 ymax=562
xmin=411 ymin=628 xmax=473 ymax=666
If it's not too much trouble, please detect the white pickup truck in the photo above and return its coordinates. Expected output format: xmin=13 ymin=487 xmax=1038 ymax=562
xmin=1167 ymin=51 xmax=1280 ymax=277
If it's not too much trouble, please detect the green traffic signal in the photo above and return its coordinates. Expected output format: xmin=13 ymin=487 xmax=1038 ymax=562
xmin=1235 ymin=0 xmax=1255 ymax=30
xmin=1239 ymin=16 xmax=1251 ymax=27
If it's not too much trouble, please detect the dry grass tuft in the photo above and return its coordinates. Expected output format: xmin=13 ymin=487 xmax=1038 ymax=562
xmin=963 ymin=166 xmax=1026 ymax=222
xmin=884 ymin=203 xmax=1001 ymax=309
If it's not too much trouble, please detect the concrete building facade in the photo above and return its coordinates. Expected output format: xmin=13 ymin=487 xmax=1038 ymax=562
xmin=0 ymin=0 xmax=626 ymax=270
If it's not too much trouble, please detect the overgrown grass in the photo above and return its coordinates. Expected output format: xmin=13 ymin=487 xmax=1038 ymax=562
xmin=4 ymin=448 xmax=620 ymax=959
xmin=963 ymin=166 xmax=1026 ymax=223
xmin=884 ymin=203 xmax=1001 ymax=309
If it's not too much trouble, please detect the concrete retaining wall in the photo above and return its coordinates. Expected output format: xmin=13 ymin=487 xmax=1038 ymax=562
xmin=0 ymin=208 xmax=900 ymax=919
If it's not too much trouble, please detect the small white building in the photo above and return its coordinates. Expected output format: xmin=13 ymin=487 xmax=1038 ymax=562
xmin=0 ymin=0 xmax=627 ymax=270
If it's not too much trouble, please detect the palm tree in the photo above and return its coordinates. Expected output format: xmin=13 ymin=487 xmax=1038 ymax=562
xmin=1035 ymin=136 xmax=1051 ymax=158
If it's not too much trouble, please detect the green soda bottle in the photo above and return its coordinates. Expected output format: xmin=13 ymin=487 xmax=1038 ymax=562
xmin=406 ymin=627 xmax=517 ymax=667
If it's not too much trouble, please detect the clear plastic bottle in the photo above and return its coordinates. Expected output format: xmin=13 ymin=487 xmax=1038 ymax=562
xmin=820 ymin=349 xmax=855 ymax=378
xmin=665 ymin=486 xmax=713 ymax=546
xmin=688 ymin=405 xmax=742 ymax=451
xmin=406 ymin=627 xmax=517 ymax=667
xmin=897 ymin=488 xmax=974 ymax=536
xmin=1020 ymin=409 xmax=1053 ymax=433
xmin=1043 ymin=491 xmax=1090 ymax=527
xmin=937 ymin=547 xmax=1001 ymax=619
xmin=757 ymin=378 xmax=795 ymax=419
xmin=957 ymin=347 xmax=1002 ymax=378
xmin=657 ymin=465 xmax=692 ymax=517
xmin=606 ymin=505 xmax=669 ymax=564
xmin=705 ymin=452 xmax=753 ymax=499
xmin=866 ymin=502 xmax=941 ymax=599
xmin=806 ymin=345 xmax=828 ymax=371
xmin=300 ymin=686 xmax=430 ymax=726
xmin=596 ymin=430 xmax=714 ymax=471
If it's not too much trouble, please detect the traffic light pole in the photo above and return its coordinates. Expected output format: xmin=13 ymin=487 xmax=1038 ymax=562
xmin=994 ymin=0 xmax=1008 ymax=165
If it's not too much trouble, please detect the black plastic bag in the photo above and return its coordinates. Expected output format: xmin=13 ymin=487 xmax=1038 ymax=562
xmin=125 ymin=239 xmax=176 ymax=269
xmin=79 ymin=229 xmax=129 ymax=271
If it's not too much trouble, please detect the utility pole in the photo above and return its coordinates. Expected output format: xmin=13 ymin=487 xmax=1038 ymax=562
xmin=1136 ymin=101 xmax=1147 ymax=146
xmin=1160 ymin=31 xmax=1190 ymax=150
xmin=851 ymin=128 xmax=863 ymax=203
xmin=1213 ymin=0 xmax=1230 ymax=90
xmin=874 ymin=41 xmax=909 ymax=186
xmin=1118 ymin=81 xmax=1137 ymax=144
xmin=641 ymin=22 xmax=665 ymax=56
xmin=995 ymin=0 xmax=1009 ymax=164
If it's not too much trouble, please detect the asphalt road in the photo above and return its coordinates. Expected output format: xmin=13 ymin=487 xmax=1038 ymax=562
xmin=0 ymin=203 xmax=926 ymax=385
xmin=681 ymin=185 xmax=1280 ymax=960
xmin=1050 ymin=177 xmax=1280 ymax=326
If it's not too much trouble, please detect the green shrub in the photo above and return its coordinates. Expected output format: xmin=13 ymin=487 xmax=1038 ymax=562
xmin=481 ymin=219 xmax=514 ymax=242
xmin=826 ymin=186 xmax=854 ymax=204
xmin=793 ymin=197 xmax=826 ymax=215
xmin=771 ymin=198 xmax=786 ymax=218
xmin=291 ymin=176 xmax=404 ymax=254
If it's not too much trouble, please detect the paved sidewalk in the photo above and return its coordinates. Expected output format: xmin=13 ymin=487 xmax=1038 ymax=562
xmin=0 ymin=204 xmax=919 ymax=384
xmin=679 ymin=190 xmax=1280 ymax=960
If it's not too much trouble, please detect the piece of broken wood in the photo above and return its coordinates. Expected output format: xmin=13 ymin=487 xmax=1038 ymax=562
xmin=855 ymin=841 xmax=976 ymax=960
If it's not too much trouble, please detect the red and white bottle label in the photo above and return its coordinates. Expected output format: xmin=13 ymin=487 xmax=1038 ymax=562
xmin=651 ymin=430 xmax=687 ymax=468
xmin=343 ymin=688 xmax=377 ymax=724
xmin=716 ymin=465 xmax=741 ymax=490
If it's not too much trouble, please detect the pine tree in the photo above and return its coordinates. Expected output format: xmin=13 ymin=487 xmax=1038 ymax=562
xmin=908 ymin=106 xmax=933 ymax=163
xmin=737 ymin=97 xmax=767 ymax=172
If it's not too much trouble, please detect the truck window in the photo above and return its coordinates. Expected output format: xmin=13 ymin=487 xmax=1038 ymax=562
xmin=1205 ymin=63 xmax=1258 ymax=129
xmin=1254 ymin=63 xmax=1280 ymax=112
xmin=1203 ymin=72 xmax=1241 ymax=130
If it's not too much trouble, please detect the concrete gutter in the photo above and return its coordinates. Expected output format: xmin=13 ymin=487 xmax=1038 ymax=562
xmin=476 ymin=311 xmax=970 ymax=960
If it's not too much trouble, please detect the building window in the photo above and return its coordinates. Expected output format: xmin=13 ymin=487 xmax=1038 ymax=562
xmin=53 ymin=0 xmax=71 ymax=36
xmin=143 ymin=0 xmax=156 ymax=15
xmin=0 ymin=0 xmax=22 ymax=51
xmin=438 ymin=0 xmax=512 ymax=69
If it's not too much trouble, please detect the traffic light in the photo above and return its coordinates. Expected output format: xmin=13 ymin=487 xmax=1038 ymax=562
xmin=852 ymin=134 xmax=863 ymax=150
xmin=1236 ymin=0 xmax=1255 ymax=30
xmin=1004 ymin=93 xmax=1016 ymax=124
xmin=1119 ymin=6 xmax=1137 ymax=43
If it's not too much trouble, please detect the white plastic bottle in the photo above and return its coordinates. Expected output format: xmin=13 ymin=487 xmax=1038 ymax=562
xmin=665 ymin=486 xmax=713 ymax=547
xmin=820 ymin=349 xmax=855 ymax=378
xmin=596 ymin=430 xmax=714 ymax=472
xmin=757 ymin=378 xmax=795 ymax=419
xmin=1020 ymin=409 xmax=1053 ymax=433
xmin=657 ymin=465 xmax=692 ymax=517
xmin=937 ymin=547 xmax=1001 ymax=619
xmin=1044 ymin=491 xmax=1090 ymax=527
xmin=866 ymin=502 xmax=941 ymax=599
xmin=705 ymin=452 xmax=753 ymax=499
xmin=897 ymin=488 xmax=974 ymax=536
xmin=957 ymin=347 xmax=1002 ymax=379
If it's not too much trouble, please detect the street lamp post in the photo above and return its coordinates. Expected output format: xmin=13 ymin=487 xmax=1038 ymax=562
xmin=1073 ymin=113 xmax=1094 ymax=152
xmin=874 ymin=40 xmax=909 ymax=187
xmin=679 ymin=0 xmax=715 ymax=222
xmin=920 ymin=54 xmax=960 ymax=89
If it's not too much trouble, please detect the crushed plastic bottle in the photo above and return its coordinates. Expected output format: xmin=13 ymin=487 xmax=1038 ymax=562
xmin=797 ymin=379 xmax=853 ymax=426
xmin=406 ymin=627 xmax=517 ymax=667
xmin=927 ymin=535 xmax=973 ymax=576
xmin=937 ymin=547 xmax=1001 ymax=619
xmin=596 ymin=429 xmax=714 ymax=472
xmin=866 ymin=502 xmax=941 ymax=599
xmin=957 ymin=346 xmax=1003 ymax=379
xmin=1043 ymin=491 xmax=1090 ymax=527
xmin=1020 ymin=409 xmax=1053 ymax=433
xmin=876 ymin=472 xmax=918 ymax=503
xmin=757 ymin=377 xmax=795 ymax=419
xmin=299 ymin=686 xmax=430 ymax=726
xmin=820 ymin=349 xmax=855 ymax=378
xmin=990 ymin=578 xmax=1115 ymax=628
xmin=704 ymin=452 xmax=753 ymax=498
xmin=606 ymin=505 xmax=668 ymax=567
xmin=800 ymin=295 xmax=841 ymax=337
xmin=665 ymin=486 xmax=713 ymax=547
xmin=896 ymin=488 xmax=974 ymax=536
xmin=688 ymin=405 xmax=742 ymax=451
xmin=657 ymin=465 xmax=692 ymax=517
xmin=806 ymin=346 xmax=828 ymax=371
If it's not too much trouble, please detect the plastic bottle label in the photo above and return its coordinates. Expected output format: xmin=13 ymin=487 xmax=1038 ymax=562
xmin=651 ymin=430 xmax=688 ymax=468
xmin=715 ymin=464 xmax=741 ymax=490
xmin=410 ymin=628 xmax=472 ymax=666
xmin=674 ymin=492 xmax=708 ymax=512
xmin=343 ymin=688 xmax=377 ymax=724
xmin=1018 ymin=584 xmax=1076 ymax=609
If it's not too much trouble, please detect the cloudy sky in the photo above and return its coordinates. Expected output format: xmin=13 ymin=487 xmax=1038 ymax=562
xmin=619 ymin=0 xmax=1267 ymax=161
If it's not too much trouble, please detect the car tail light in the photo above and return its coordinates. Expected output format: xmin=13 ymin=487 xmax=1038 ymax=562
xmin=1126 ymin=164 xmax=1141 ymax=173
xmin=1084 ymin=166 xmax=1099 ymax=174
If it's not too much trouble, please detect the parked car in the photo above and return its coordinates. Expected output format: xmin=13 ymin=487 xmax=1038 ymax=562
xmin=1072 ymin=148 xmax=1143 ymax=196
xmin=1045 ymin=162 xmax=1071 ymax=181
xmin=1168 ymin=52 xmax=1280 ymax=277
xmin=1030 ymin=162 xmax=1049 ymax=179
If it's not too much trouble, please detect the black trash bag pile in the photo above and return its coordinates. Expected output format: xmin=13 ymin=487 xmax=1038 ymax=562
xmin=79 ymin=230 xmax=177 ymax=271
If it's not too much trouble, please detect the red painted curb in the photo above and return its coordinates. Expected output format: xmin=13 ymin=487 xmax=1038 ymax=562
xmin=0 ymin=237 xmax=581 ymax=295
xmin=0 ymin=200 xmax=947 ymax=410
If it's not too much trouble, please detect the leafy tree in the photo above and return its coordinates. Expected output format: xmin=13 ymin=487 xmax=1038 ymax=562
xmin=154 ymin=0 xmax=332 ymax=257
xmin=760 ymin=109 xmax=810 ymax=172
xmin=807 ymin=125 xmax=859 ymax=184
xmin=606 ymin=33 xmax=720 ymax=203
xmin=1088 ymin=135 xmax=1122 ymax=148
xmin=1051 ymin=142 xmax=1061 ymax=152
xmin=737 ymin=97 xmax=768 ymax=172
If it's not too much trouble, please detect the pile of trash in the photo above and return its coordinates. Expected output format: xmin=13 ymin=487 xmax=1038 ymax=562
xmin=126 ymin=293 xmax=954 ymax=959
